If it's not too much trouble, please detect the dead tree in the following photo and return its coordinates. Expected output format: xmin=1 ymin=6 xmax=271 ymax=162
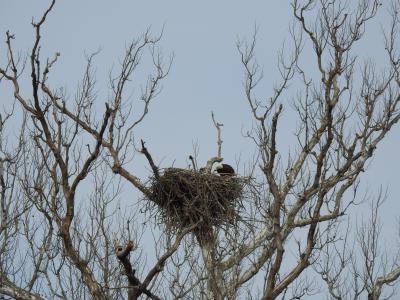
xmin=0 ymin=0 xmax=399 ymax=299
xmin=233 ymin=0 xmax=400 ymax=298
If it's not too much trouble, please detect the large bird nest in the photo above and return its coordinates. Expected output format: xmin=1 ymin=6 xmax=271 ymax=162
xmin=146 ymin=168 xmax=245 ymax=243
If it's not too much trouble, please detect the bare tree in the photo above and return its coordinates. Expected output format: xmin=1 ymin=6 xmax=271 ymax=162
xmin=0 ymin=0 xmax=399 ymax=299
xmin=314 ymin=191 xmax=400 ymax=300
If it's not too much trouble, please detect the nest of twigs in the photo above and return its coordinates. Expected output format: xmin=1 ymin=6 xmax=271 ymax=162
xmin=147 ymin=168 xmax=244 ymax=243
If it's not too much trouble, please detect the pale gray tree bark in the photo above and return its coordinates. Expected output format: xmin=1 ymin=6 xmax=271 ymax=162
xmin=0 ymin=0 xmax=399 ymax=299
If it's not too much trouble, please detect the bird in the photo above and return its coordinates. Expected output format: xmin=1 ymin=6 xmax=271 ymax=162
xmin=215 ymin=163 xmax=235 ymax=176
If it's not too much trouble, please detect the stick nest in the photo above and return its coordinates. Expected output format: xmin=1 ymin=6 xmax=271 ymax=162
xmin=146 ymin=168 xmax=244 ymax=243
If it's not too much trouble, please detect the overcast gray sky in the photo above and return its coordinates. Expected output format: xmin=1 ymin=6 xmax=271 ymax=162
xmin=1 ymin=1 xmax=399 ymax=298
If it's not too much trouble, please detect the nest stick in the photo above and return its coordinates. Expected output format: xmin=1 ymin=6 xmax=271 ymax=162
xmin=140 ymin=139 xmax=160 ymax=179
xmin=211 ymin=111 xmax=223 ymax=158
xmin=202 ymin=112 xmax=224 ymax=174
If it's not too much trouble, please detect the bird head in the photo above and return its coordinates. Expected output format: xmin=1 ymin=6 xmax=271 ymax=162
xmin=214 ymin=163 xmax=223 ymax=172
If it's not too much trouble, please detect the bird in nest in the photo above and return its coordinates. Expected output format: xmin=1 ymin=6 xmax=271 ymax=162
xmin=215 ymin=163 xmax=235 ymax=176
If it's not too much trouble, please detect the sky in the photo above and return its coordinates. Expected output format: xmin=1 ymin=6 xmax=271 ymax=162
xmin=0 ymin=1 xmax=293 ymax=164
xmin=1 ymin=0 xmax=399 ymax=298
